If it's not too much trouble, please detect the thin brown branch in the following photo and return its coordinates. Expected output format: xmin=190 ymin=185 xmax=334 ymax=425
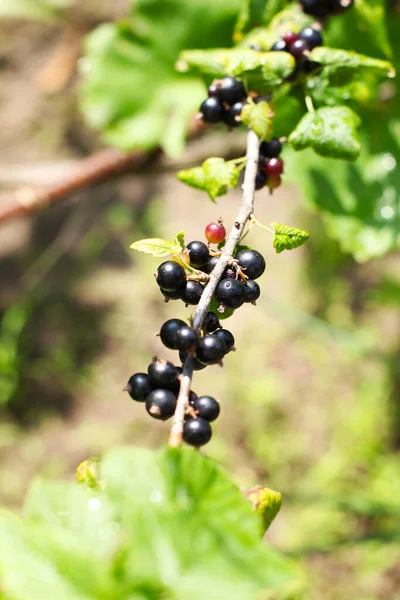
xmin=168 ymin=128 xmax=259 ymax=448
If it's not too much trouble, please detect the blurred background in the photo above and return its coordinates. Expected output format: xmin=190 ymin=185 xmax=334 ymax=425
xmin=0 ymin=1 xmax=399 ymax=599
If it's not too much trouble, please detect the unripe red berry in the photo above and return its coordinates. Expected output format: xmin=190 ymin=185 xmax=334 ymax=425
xmin=282 ymin=31 xmax=298 ymax=45
xmin=205 ymin=221 xmax=226 ymax=244
xmin=265 ymin=157 xmax=284 ymax=177
xmin=267 ymin=174 xmax=282 ymax=191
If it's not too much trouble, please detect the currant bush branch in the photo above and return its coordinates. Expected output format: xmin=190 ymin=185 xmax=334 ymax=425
xmin=168 ymin=128 xmax=259 ymax=448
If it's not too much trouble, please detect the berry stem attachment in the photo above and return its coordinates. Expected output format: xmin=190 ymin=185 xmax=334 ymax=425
xmin=168 ymin=128 xmax=259 ymax=448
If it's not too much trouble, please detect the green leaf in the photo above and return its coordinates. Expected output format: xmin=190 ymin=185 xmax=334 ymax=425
xmin=272 ymin=223 xmax=309 ymax=253
xmin=130 ymin=237 xmax=183 ymax=257
xmin=246 ymin=486 xmax=283 ymax=531
xmin=310 ymin=47 xmax=395 ymax=78
xmin=233 ymin=0 xmax=268 ymax=42
xmin=241 ymin=101 xmax=273 ymax=140
xmin=173 ymin=231 xmax=186 ymax=251
xmin=80 ymin=0 xmax=242 ymax=156
xmin=353 ymin=0 xmax=392 ymax=58
xmin=289 ymin=106 xmax=361 ymax=161
xmin=178 ymin=157 xmax=240 ymax=201
xmin=0 ymin=0 xmax=71 ymax=20
xmin=76 ymin=458 xmax=102 ymax=490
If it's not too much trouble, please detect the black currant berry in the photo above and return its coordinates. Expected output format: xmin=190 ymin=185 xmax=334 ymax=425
xmin=146 ymin=389 xmax=176 ymax=421
xmin=179 ymin=350 xmax=207 ymax=371
xmin=183 ymin=417 xmax=212 ymax=446
xmin=180 ymin=281 xmax=204 ymax=305
xmin=224 ymin=268 xmax=236 ymax=279
xmin=244 ymin=279 xmax=260 ymax=303
xmin=156 ymin=261 xmax=186 ymax=292
xmin=223 ymin=102 xmax=244 ymax=128
xmin=203 ymin=311 xmax=221 ymax=333
xmin=218 ymin=77 xmax=247 ymax=106
xmin=213 ymin=329 xmax=235 ymax=352
xmin=161 ymin=288 xmax=183 ymax=301
xmin=260 ymin=137 xmax=282 ymax=158
xmin=255 ymin=170 xmax=267 ymax=190
xmin=174 ymin=326 xmax=200 ymax=352
xmin=270 ymin=39 xmax=289 ymax=52
xmin=298 ymin=27 xmax=323 ymax=50
xmin=124 ymin=373 xmax=152 ymax=402
xmin=202 ymin=255 xmax=219 ymax=274
xmin=159 ymin=318 xmax=186 ymax=349
xmin=148 ymin=359 xmax=179 ymax=388
xmin=188 ymin=390 xmax=198 ymax=405
xmin=192 ymin=396 xmax=220 ymax=422
xmin=290 ymin=39 xmax=309 ymax=59
xmin=199 ymin=97 xmax=225 ymax=123
xmin=196 ymin=335 xmax=226 ymax=365
xmin=299 ymin=0 xmax=330 ymax=17
xmin=215 ymin=279 xmax=246 ymax=309
xmin=236 ymin=249 xmax=266 ymax=280
xmin=186 ymin=241 xmax=210 ymax=268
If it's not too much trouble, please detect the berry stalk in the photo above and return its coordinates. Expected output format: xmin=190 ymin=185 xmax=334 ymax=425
xmin=168 ymin=128 xmax=259 ymax=447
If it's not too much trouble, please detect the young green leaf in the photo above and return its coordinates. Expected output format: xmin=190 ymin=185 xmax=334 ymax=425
xmin=130 ymin=237 xmax=183 ymax=257
xmin=246 ymin=485 xmax=283 ymax=532
xmin=173 ymin=231 xmax=186 ymax=251
xmin=76 ymin=457 xmax=102 ymax=490
xmin=310 ymin=47 xmax=395 ymax=78
xmin=289 ymin=106 xmax=361 ymax=161
xmin=178 ymin=157 xmax=240 ymax=201
xmin=241 ymin=101 xmax=273 ymax=140
xmin=272 ymin=223 xmax=309 ymax=253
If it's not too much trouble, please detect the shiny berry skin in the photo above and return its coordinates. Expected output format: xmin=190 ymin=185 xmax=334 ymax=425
xmin=203 ymin=311 xmax=221 ymax=333
xmin=282 ymin=31 xmax=298 ymax=45
xmin=156 ymin=261 xmax=186 ymax=292
xmin=180 ymin=281 xmax=204 ymax=305
xmin=244 ymin=280 xmax=260 ymax=303
xmin=183 ymin=417 xmax=212 ymax=446
xmin=218 ymin=77 xmax=246 ymax=106
xmin=265 ymin=157 xmax=284 ymax=176
xmin=186 ymin=241 xmax=210 ymax=268
xmin=290 ymin=39 xmax=309 ymax=59
xmin=159 ymin=318 xmax=186 ymax=349
xmin=161 ymin=288 xmax=183 ymax=301
xmin=174 ymin=326 xmax=200 ymax=352
xmin=125 ymin=373 xmax=152 ymax=402
xmin=202 ymin=255 xmax=219 ymax=274
xmin=255 ymin=170 xmax=267 ymax=190
xmin=270 ymin=39 xmax=289 ymax=52
xmin=196 ymin=335 xmax=226 ymax=365
xmin=148 ymin=359 xmax=179 ymax=388
xmin=179 ymin=350 xmax=206 ymax=371
xmin=260 ymin=137 xmax=282 ymax=158
xmin=205 ymin=221 xmax=226 ymax=244
xmin=298 ymin=27 xmax=323 ymax=50
xmin=223 ymin=102 xmax=244 ymax=127
xmin=213 ymin=329 xmax=235 ymax=352
xmin=215 ymin=279 xmax=246 ymax=309
xmin=146 ymin=389 xmax=176 ymax=421
xmin=267 ymin=174 xmax=282 ymax=191
xmin=193 ymin=396 xmax=220 ymax=422
xmin=199 ymin=97 xmax=225 ymax=123
xmin=208 ymin=83 xmax=218 ymax=97
xmin=236 ymin=249 xmax=266 ymax=280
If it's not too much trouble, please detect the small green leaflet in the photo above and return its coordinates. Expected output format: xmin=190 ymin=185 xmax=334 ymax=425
xmin=130 ymin=232 xmax=185 ymax=257
xmin=272 ymin=223 xmax=309 ymax=254
xmin=289 ymin=106 xmax=361 ymax=161
xmin=241 ymin=101 xmax=273 ymax=140
xmin=310 ymin=47 xmax=395 ymax=78
xmin=177 ymin=157 xmax=240 ymax=201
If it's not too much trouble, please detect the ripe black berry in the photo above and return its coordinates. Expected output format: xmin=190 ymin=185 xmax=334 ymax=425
xmin=199 ymin=97 xmax=225 ymax=123
xmin=156 ymin=261 xmax=186 ymax=292
xmin=215 ymin=279 xmax=246 ymax=309
xmin=270 ymin=39 xmax=289 ymax=52
xmin=192 ymin=396 xmax=220 ymax=422
xmin=124 ymin=373 xmax=152 ymax=402
xmin=196 ymin=335 xmax=226 ymax=365
xmin=180 ymin=280 xmax=204 ymax=305
xmin=298 ymin=27 xmax=323 ymax=50
xmin=299 ymin=0 xmax=330 ymax=17
xmin=255 ymin=170 xmax=267 ymax=190
xmin=260 ymin=137 xmax=282 ymax=158
xmin=218 ymin=77 xmax=246 ymax=106
xmin=213 ymin=329 xmax=235 ymax=352
xmin=174 ymin=326 xmax=200 ymax=352
xmin=236 ymin=249 xmax=266 ymax=280
xmin=207 ymin=83 xmax=218 ymax=97
xmin=202 ymin=255 xmax=219 ymax=274
xmin=146 ymin=389 xmax=176 ymax=421
xmin=203 ymin=311 xmax=221 ymax=333
xmin=290 ymin=39 xmax=309 ymax=59
xmin=223 ymin=102 xmax=245 ymax=128
xmin=179 ymin=350 xmax=206 ymax=371
xmin=161 ymin=288 xmax=183 ymax=301
xmin=159 ymin=318 xmax=186 ymax=349
xmin=244 ymin=279 xmax=260 ymax=303
xmin=148 ymin=359 xmax=179 ymax=388
xmin=186 ymin=241 xmax=210 ymax=268
xmin=183 ymin=417 xmax=212 ymax=446
xmin=224 ymin=268 xmax=236 ymax=279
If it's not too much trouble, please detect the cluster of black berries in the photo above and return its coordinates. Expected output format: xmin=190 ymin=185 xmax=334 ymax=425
xmin=125 ymin=358 xmax=220 ymax=447
xmin=199 ymin=77 xmax=247 ymax=127
xmin=300 ymin=0 xmax=353 ymax=18
xmin=255 ymin=137 xmax=284 ymax=192
xmin=271 ymin=26 xmax=323 ymax=75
